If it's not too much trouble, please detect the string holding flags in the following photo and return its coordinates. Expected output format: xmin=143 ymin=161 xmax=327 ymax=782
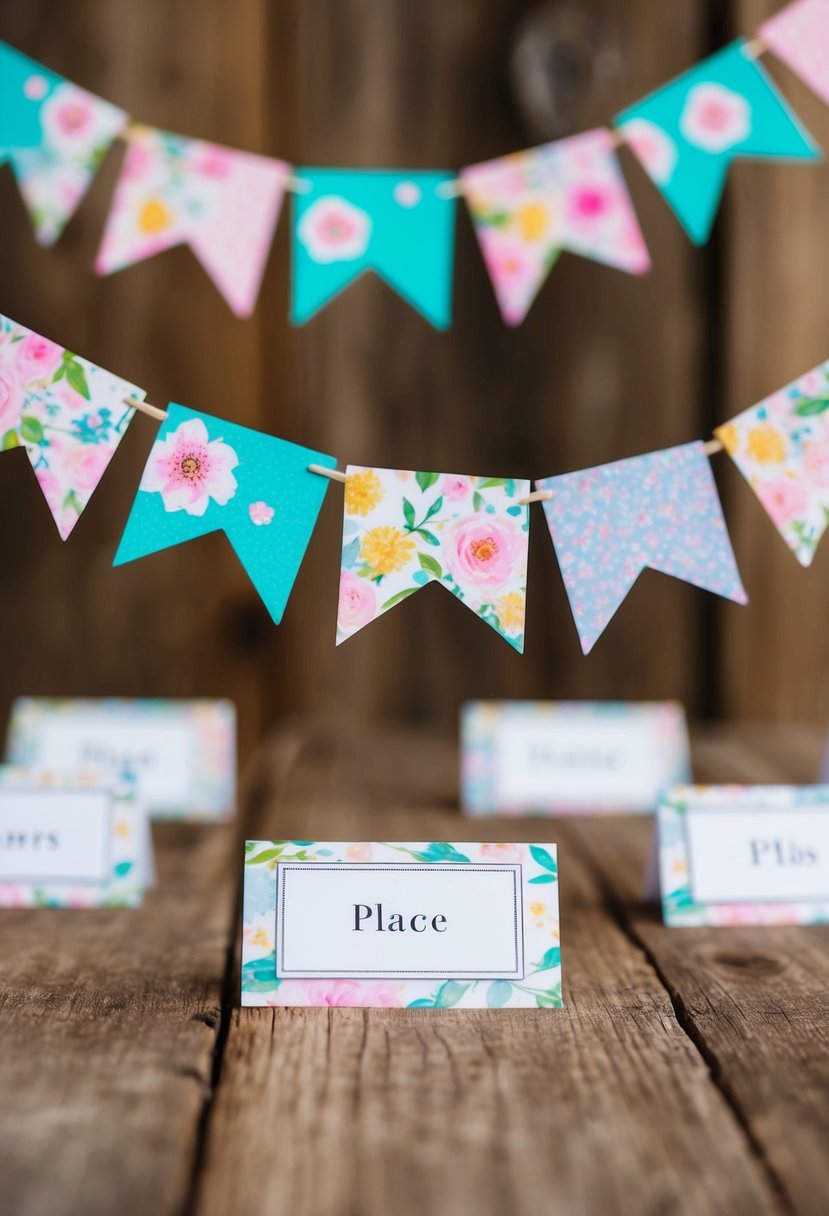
xmin=0 ymin=0 xmax=826 ymax=322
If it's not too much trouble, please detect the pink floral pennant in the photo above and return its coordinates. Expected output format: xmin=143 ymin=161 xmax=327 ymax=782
xmin=338 ymin=467 xmax=530 ymax=650
xmin=760 ymin=0 xmax=829 ymax=107
xmin=95 ymin=126 xmax=290 ymax=317
xmin=460 ymin=128 xmax=650 ymax=326
xmin=715 ymin=359 xmax=829 ymax=566
xmin=0 ymin=313 xmax=145 ymax=538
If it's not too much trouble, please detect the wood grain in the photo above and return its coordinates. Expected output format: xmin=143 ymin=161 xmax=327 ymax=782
xmin=0 ymin=824 xmax=237 ymax=1216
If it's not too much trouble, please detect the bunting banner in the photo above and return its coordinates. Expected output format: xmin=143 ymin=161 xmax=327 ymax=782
xmin=114 ymin=404 xmax=336 ymax=623
xmin=0 ymin=41 xmax=127 ymax=245
xmin=715 ymin=359 xmax=829 ymax=566
xmin=615 ymin=39 xmax=820 ymax=243
xmin=0 ymin=313 xmax=144 ymax=538
xmin=461 ymin=129 xmax=650 ymax=326
xmin=536 ymin=443 xmax=748 ymax=655
xmin=337 ymin=467 xmax=530 ymax=650
xmin=760 ymin=0 xmax=829 ymax=107
xmin=95 ymin=126 xmax=289 ymax=317
xmin=290 ymin=171 xmax=457 ymax=328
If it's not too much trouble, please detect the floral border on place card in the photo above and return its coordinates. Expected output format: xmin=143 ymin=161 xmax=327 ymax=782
xmin=0 ymin=767 xmax=146 ymax=908
xmin=7 ymin=698 xmax=236 ymax=821
xmin=658 ymin=784 xmax=829 ymax=926
xmin=461 ymin=700 xmax=691 ymax=816
xmin=241 ymin=841 xmax=563 ymax=1009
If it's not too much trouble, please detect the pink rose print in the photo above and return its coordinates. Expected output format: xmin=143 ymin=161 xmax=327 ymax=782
xmin=393 ymin=181 xmax=422 ymax=207
xmin=23 ymin=74 xmax=49 ymax=101
xmin=15 ymin=332 xmax=63 ymax=380
xmin=444 ymin=516 xmax=523 ymax=595
xmin=346 ymin=842 xmax=373 ymax=861
xmin=0 ymin=369 xmax=23 ymax=433
xmin=567 ymin=182 xmax=614 ymax=225
xmin=249 ymin=500 xmax=275 ymax=526
xmin=621 ymin=118 xmax=678 ymax=185
xmin=756 ymin=476 xmax=811 ymax=526
xmin=679 ymin=82 xmax=751 ymax=153
xmin=802 ymin=440 xmax=829 ymax=487
xmin=338 ymin=569 xmax=377 ymax=630
xmin=440 ymin=474 xmax=472 ymax=501
xmin=295 ymin=980 xmax=406 ymax=1008
xmin=40 ymin=82 xmax=117 ymax=157
xmin=140 ymin=417 xmax=238 ymax=516
xmin=298 ymin=195 xmax=372 ymax=263
xmin=48 ymin=437 xmax=111 ymax=493
xmin=480 ymin=842 xmax=524 ymax=862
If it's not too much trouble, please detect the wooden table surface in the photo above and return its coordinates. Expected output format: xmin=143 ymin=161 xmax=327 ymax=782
xmin=1 ymin=720 xmax=828 ymax=1216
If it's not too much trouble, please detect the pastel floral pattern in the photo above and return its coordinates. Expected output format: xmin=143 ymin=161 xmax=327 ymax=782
xmin=537 ymin=442 xmax=747 ymax=654
xmin=115 ymin=404 xmax=336 ymax=625
xmin=95 ymin=126 xmax=289 ymax=316
xmin=337 ymin=467 xmax=530 ymax=650
xmin=241 ymin=840 xmax=563 ymax=1009
xmin=658 ymin=785 xmax=829 ymax=927
xmin=760 ymin=0 xmax=829 ymax=108
xmin=0 ymin=313 xmax=145 ymax=538
xmin=615 ymin=39 xmax=819 ymax=244
xmin=296 ymin=195 xmax=372 ymax=262
xmin=715 ymin=359 xmax=829 ymax=565
xmin=461 ymin=128 xmax=650 ymax=326
xmin=0 ymin=42 xmax=127 ymax=244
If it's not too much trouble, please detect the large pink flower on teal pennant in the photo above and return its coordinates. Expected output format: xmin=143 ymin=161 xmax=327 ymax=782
xmin=141 ymin=416 xmax=238 ymax=515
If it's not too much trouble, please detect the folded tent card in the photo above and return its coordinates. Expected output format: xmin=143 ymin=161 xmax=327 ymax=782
xmin=462 ymin=701 xmax=691 ymax=816
xmin=0 ymin=766 xmax=152 ymax=908
xmin=242 ymin=841 xmax=563 ymax=1009
xmin=6 ymin=698 xmax=236 ymax=821
xmin=656 ymin=785 xmax=829 ymax=926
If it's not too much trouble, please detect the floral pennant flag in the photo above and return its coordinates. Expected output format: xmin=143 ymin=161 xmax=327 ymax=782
xmin=760 ymin=0 xmax=829 ymax=106
xmin=291 ymin=171 xmax=457 ymax=328
xmin=460 ymin=129 xmax=650 ymax=326
xmin=715 ymin=360 xmax=829 ymax=566
xmin=337 ymin=467 xmax=530 ymax=650
xmin=114 ymin=404 xmax=336 ymax=622
xmin=537 ymin=442 xmax=747 ymax=654
xmin=0 ymin=313 xmax=145 ymax=538
xmin=95 ymin=126 xmax=290 ymax=317
xmin=0 ymin=41 xmax=127 ymax=244
xmin=615 ymin=39 xmax=820 ymax=244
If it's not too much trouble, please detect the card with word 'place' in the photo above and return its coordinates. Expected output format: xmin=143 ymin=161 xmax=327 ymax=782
xmin=7 ymin=698 xmax=235 ymax=821
xmin=242 ymin=841 xmax=563 ymax=1009
xmin=0 ymin=767 xmax=151 ymax=908
xmin=658 ymin=785 xmax=829 ymax=926
xmin=462 ymin=701 xmax=691 ymax=816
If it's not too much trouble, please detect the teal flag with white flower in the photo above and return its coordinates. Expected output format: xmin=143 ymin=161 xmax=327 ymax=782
xmin=114 ymin=404 xmax=337 ymax=624
xmin=0 ymin=41 xmax=127 ymax=245
xmin=615 ymin=39 xmax=820 ymax=244
xmin=291 ymin=170 xmax=457 ymax=328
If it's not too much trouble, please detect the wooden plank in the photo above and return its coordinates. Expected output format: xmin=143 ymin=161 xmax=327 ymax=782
xmin=571 ymin=723 xmax=829 ymax=1216
xmin=0 ymin=823 xmax=237 ymax=1216
xmin=193 ymin=722 xmax=784 ymax=1216
xmin=717 ymin=0 xmax=829 ymax=721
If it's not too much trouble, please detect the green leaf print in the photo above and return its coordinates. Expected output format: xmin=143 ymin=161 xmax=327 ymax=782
xmin=423 ymin=495 xmax=444 ymax=521
xmin=380 ymin=586 xmax=421 ymax=611
xmin=403 ymin=497 xmax=416 ymax=528
xmin=535 ymin=984 xmax=563 ymax=1008
xmin=794 ymin=397 xmax=829 ymax=416
xmin=19 ymin=416 xmax=45 ymax=444
xmin=418 ymin=552 xmax=443 ymax=579
xmin=63 ymin=355 xmax=91 ymax=400
xmin=415 ymin=471 xmax=440 ymax=492
xmin=434 ymin=980 xmax=470 ymax=1008
xmin=113 ymin=861 xmax=133 ymax=877
xmin=529 ymin=845 xmax=557 ymax=874
xmin=536 ymin=946 xmax=561 ymax=972
xmin=416 ymin=528 xmax=440 ymax=546
xmin=2 ymin=429 xmax=19 ymax=450
xmin=487 ymin=980 xmax=512 ymax=1008
xmin=245 ymin=847 xmax=285 ymax=865
xmin=529 ymin=874 xmax=557 ymax=885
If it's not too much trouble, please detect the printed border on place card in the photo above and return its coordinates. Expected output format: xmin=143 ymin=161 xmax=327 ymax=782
xmin=658 ymin=785 xmax=829 ymax=927
xmin=461 ymin=701 xmax=691 ymax=816
xmin=6 ymin=698 xmax=236 ymax=821
xmin=241 ymin=842 xmax=562 ymax=1009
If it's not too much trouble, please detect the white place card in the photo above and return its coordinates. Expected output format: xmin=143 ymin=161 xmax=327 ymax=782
xmin=6 ymin=698 xmax=236 ymax=821
xmin=242 ymin=841 xmax=563 ymax=1008
xmin=0 ymin=768 xmax=151 ymax=907
xmin=658 ymin=785 xmax=829 ymax=926
xmin=462 ymin=701 xmax=691 ymax=816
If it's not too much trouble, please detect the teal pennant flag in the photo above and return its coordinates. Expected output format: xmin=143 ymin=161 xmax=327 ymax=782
xmin=291 ymin=169 xmax=457 ymax=328
xmin=114 ymin=404 xmax=337 ymax=623
xmin=0 ymin=40 xmax=127 ymax=244
xmin=614 ymin=39 xmax=820 ymax=244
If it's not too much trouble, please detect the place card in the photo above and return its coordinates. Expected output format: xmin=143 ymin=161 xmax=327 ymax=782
xmin=241 ymin=841 xmax=563 ymax=1009
xmin=657 ymin=785 xmax=829 ymax=926
xmin=0 ymin=768 xmax=151 ymax=907
xmin=6 ymin=698 xmax=236 ymax=821
xmin=462 ymin=701 xmax=690 ymax=816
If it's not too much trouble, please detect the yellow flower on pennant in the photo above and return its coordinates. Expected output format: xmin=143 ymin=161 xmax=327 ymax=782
xmin=746 ymin=424 xmax=786 ymax=464
xmin=345 ymin=468 xmax=385 ymax=516
xmin=249 ymin=926 xmax=272 ymax=950
xmin=529 ymin=901 xmax=548 ymax=919
xmin=360 ymin=526 xmax=416 ymax=576
xmin=715 ymin=422 xmax=739 ymax=455
xmin=496 ymin=591 xmax=525 ymax=631
xmin=138 ymin=198 xmax=172 ymax=233
xmin=516 ymin=201 xmax=549 ymax=242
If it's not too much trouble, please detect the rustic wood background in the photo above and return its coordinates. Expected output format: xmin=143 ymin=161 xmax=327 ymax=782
xmin=1 ymin=0 xmax=827 ymax=759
